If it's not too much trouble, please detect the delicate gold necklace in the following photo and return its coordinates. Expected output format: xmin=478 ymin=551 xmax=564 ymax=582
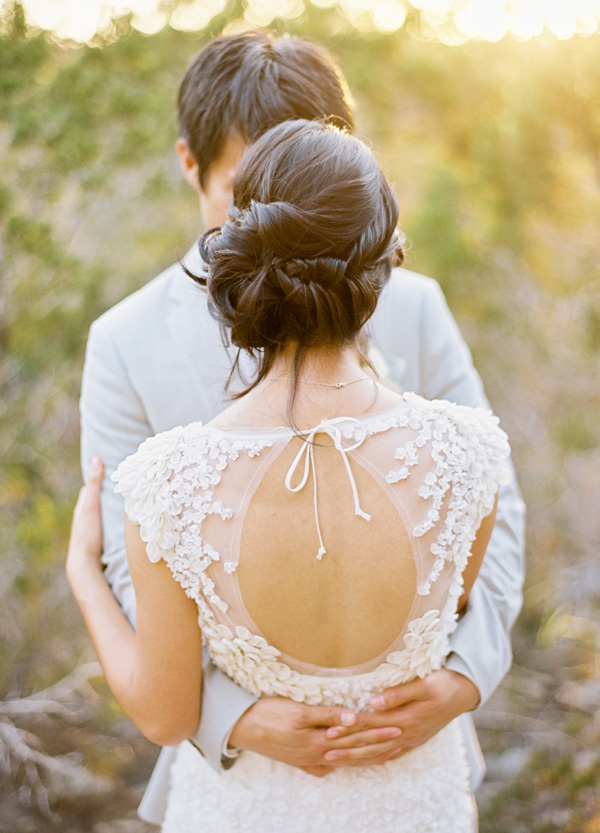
xmin=270 ymin=376 xmax=372 ymax=389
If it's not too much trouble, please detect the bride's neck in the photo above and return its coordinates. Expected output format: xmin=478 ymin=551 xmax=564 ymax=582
xmin=266 ymin=344 xmax=366 ymax=386
xmin=212 ymin=344 xmax=401 ymax=430
xmin=236 ymin=344 xmax=381 ymax=427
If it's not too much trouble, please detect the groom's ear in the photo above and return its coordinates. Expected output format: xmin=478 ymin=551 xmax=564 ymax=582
xmin=176 ymin=138 xmax=201 ymax=192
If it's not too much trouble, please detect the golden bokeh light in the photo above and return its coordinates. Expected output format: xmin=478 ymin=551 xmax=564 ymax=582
xmin=244 ymin=0 xmax=305 ymax=28
xmin=2 ymin=0 xmax=600 ymax=42
xmin=372 ymin=0 xmax=407 ymax=32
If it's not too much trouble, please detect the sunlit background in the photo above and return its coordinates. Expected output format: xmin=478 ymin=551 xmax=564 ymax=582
xmin=4 ymin=0 xmax=600 ymax=42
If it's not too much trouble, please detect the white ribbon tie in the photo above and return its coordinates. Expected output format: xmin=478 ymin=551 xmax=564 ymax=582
xmin=284 ymin=417 xmax=371 ymax=560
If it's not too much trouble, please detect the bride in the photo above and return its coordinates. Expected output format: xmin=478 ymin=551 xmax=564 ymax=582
xmin=67 ymin=119 xmax=509 ymax=832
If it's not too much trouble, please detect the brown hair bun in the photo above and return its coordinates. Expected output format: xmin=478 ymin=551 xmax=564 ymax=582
xmin=192 ymin=119 xmax=403 ymax=395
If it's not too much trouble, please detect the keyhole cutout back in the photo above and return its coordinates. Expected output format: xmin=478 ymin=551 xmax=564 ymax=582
xmin=238 ymin=433 xmax=418 ymax=668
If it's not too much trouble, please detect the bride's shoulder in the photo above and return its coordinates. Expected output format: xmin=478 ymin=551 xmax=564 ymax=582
xmin=399 ymin=391 xmax=510 ymax=460
xmin=134 ymin=420 xmax=208 ymax=456
xmin=112 ymin=421 xmax=209 ymax=488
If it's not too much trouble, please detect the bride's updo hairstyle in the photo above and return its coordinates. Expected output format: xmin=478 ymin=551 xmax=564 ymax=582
xmin=192 ymin=119 xmax=403 ymax=396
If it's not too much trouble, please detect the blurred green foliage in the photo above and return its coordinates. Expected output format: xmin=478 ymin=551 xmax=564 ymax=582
xmin=1 ymin=1 xmax=599 ymax=828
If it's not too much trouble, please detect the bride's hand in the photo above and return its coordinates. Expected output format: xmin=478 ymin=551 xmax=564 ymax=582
xmin=66 ymin=457 xmax=105 ymax=586
xmin=228 ymin=697 xmax=403 ymax=775
xmin=321 ymin=669 xmax=480 ymax=765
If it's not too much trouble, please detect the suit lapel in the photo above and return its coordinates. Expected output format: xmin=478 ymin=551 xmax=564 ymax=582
xmin=163 ymin=248 xmax=255 ymax=427
xmin=160 ymin=251 xmax=231 ymax=426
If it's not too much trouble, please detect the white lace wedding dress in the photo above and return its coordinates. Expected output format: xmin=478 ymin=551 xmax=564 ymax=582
xmin=114 ymin=393 xmax=509 ymax=833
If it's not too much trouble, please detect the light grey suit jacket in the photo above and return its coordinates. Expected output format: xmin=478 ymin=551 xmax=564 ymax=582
xmin=80 ymin=248 xmax=525 ymax=823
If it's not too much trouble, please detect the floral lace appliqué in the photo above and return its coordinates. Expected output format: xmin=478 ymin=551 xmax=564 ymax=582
xmin=200 ymin=608 xmax=449 ymax=712
xmin=113 ymin=424 xmax=273 ymax=613
xmin=385 ymin=395 xmax=510 ymax=596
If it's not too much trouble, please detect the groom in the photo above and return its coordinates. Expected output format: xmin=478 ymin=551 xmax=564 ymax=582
xmin=80 ymin=31 xmax=525 ymax=823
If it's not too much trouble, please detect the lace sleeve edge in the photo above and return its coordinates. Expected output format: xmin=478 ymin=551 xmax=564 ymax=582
xmin=111 ymin=426 xmax=191 ymax=564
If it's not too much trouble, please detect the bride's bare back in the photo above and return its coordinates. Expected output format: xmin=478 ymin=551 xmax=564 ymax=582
xmin=239 ymin=431 xmax=418 ymax=668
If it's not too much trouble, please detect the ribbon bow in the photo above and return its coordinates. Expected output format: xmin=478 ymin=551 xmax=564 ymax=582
xmin=284 ymin=417 xmax=371 ymax=560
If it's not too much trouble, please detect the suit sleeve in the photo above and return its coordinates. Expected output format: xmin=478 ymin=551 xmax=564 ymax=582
xmin=410 ymin=281 xmax=525 ymax=704
xmin=80 ymin=316 xmax=258 ymax=771
xmin=80 ymin=318 xmax=150 ymax=625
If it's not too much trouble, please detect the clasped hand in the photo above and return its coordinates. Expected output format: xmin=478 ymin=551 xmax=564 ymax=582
xmin=229 ymin=670 xmax=480 ymax=776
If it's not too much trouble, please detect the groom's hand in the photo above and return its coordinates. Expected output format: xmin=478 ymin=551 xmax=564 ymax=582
xmin=227 ymin=697 xmax=403 ymax=777
xmin=321 ymin=670 xmax=480 ymax=765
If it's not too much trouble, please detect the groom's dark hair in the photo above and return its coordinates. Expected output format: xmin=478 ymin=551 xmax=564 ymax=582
xmin=178 ymin=31 xmax=354 ymax=188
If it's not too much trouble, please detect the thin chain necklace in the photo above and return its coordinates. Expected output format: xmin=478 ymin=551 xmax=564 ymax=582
xmin=270 ymin=376 xmax=372 ymax=389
